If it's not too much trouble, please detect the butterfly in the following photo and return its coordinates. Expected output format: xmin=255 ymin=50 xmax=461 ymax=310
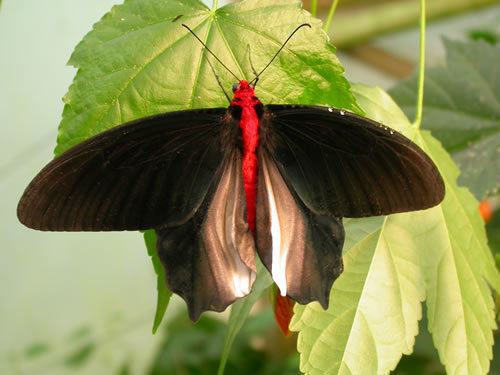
xmin=17 ymin=24 xmax=445 ymax=320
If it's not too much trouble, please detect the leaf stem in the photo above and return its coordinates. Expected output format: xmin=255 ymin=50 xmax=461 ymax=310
xmin=311 ymin=0 xmax=318 ymax=17
xmin=324 ymin=0 xmax=341 ymax=32
xmin=212 ymin=0 xmax=218 ymax=11
xmin=413 ymin=0 xmax=426 ymax=129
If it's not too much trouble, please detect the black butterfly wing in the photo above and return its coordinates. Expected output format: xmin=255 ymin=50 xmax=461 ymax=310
xmin=263 ymin=105 xmax=445 ymax=218
xmin=18 ymin=108 xmax=257 ymax=319
xmin=255 ymin=150 xmax=344 ymax=308
xmin=254 ymin=105 xmax=444 ymax=308
xmin=17 ymin=108 xmax=230 ymax=231
xmin=156 ymin=150 xmax=256 ymax=320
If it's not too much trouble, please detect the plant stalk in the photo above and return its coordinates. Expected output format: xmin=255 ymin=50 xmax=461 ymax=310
xmin=414 ymin=0 xmax=426 ymax=128
xmin=311 ymin=0 xmax=318 ymax=17
xmin=324 ymin=0 xmax=341 ymax=32
xmin=212 ymin=0 xmax=218 ymax=11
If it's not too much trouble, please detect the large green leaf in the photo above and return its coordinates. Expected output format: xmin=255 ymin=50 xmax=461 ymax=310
xmin=414 ymin=130 xmax=498 ymax=374
xmin=290 ymin=85 xmax=499 ymax=375
xmin=56 ymin=0 xmax=359 ymax=155
xmin=389 ymin=39 xmax=500 ymax=199
xmin=59 ymin=0 xmax=359 ymax=334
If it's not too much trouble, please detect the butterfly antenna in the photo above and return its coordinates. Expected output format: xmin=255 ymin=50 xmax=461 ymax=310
xmin=205 ymin=55 xmax=231 ymax=103
xmin=249 ymin=23 xmax=311 ymax=86
xmin=182 ymin=24 xmax=241 ymax=82
xmin=247 ymin=44 xmax=259 ymax=88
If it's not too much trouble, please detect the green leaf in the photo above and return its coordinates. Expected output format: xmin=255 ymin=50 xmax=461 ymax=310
xmin=290 ymin=85 xmax=499 ymax=375
xmin=291 ymin=210 xmax=427 ymax=374
xmin=389 ymin=39 xmax=500 ymax=199
xmin=218 ymin=261 xmax=273 ymax=375
xmin=413 ymin=130 xmax=499 ymax=374
xmin=144 ymin=230 xmax=172 ymax=333
xmin=57 ymin=0 xmax=359 ymax=336
xmin=56 ymin=0 xmax=359 ymax=155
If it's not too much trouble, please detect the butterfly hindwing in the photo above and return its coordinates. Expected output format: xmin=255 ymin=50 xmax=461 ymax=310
xmin=255 ymin=151 xmax=345 ymax=308
xmin=263 ymin=105 xmax=445 ymax=218
xmin=156 ymin=150 xmax=256 ymax=320
xmin=17 ymin=109 xmax=229 ymax=231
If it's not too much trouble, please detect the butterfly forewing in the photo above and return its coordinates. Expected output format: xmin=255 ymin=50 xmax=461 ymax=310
xmin=17 ymin=109 xmax=229 ymax=231
xmin=263 ymin=105 xmax=445 ymax=218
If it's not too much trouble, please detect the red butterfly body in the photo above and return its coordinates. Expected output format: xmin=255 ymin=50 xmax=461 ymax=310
xmin=233 ymin=80 xmax=261 ymax=233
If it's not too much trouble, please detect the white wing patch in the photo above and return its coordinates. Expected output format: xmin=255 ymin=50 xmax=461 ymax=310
xmin=262 ymin=159 xmax=286 ymax=295
xmin=259 ymin=156 xmax=306 ymax=296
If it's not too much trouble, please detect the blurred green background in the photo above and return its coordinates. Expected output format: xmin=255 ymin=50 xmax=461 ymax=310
xmin=0 ymin=0 xmax=498 ymax=374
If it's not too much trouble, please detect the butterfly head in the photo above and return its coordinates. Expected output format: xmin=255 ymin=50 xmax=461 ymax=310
xmin=231 ymin=80 xmax=261 ymax=107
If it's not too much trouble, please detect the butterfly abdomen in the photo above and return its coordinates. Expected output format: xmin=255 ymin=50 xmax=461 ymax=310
xmin=231 ymin=80 xmax=262 ymax=233
xmin=240 ymin=106 xmax=259 ymax=233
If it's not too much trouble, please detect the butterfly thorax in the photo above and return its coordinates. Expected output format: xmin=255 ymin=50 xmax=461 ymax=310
xmin=231 ymin=80 xmax=262 ymax=234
